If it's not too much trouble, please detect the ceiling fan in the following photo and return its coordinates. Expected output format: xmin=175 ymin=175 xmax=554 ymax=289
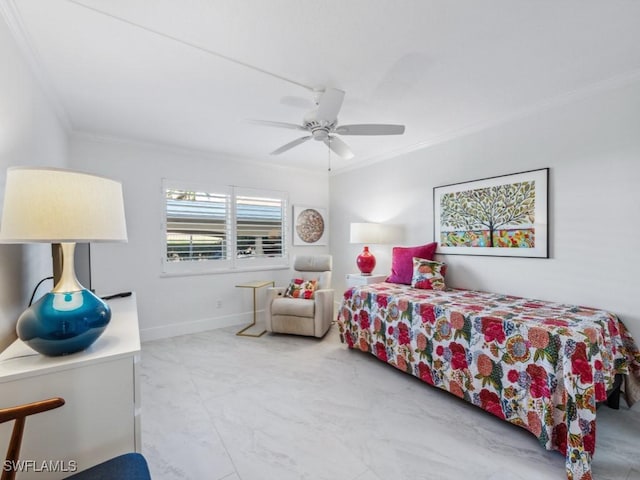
xmin=248 ymin=88 xmax=405 ymax=160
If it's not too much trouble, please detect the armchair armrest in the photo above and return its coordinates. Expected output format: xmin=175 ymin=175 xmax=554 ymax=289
xmin=265 ymin=287 xmax=286 ymax=332
xmin=313 ymin=288 xmax=334 ymax=337
xmin=267 ymin=286 xmax=286 ymax=299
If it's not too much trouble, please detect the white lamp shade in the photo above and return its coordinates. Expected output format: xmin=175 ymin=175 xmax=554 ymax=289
xmin=0 ymin=167 xmax=128 ymax=242
xmin=350 ymin=222 xmax=404 ymax=244
xmin=350 ymin=223 xmax=386 ymax=244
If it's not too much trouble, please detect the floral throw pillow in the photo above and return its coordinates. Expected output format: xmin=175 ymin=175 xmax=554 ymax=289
xmin=411 ymin=258 xmax=447 ymax=290
xmin=284 ymin=278 xmax=317 ymax=299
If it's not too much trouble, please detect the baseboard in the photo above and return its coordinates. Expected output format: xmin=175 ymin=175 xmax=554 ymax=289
xmin=140 ymin=310 xmax=257 ymax=342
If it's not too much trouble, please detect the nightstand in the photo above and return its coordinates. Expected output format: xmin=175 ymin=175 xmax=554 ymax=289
xmin=345 ymin=273 xmax=388 ymax=288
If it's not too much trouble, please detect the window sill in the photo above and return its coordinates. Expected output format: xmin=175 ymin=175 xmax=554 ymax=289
xmin=159 ymin=263 xmax=290 ymax=278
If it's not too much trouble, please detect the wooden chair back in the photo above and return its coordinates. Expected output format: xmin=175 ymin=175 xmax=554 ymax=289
xmin=0 ymin=398 xmax=65 ymax=480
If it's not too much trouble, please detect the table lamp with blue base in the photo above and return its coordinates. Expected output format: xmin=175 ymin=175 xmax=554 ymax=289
xmin=0 ymin=167 xmax=128 ymax=356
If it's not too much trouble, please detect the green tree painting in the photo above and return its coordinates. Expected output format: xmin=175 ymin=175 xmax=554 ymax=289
xmin=440 ymin=181 xmax=536 ymax=247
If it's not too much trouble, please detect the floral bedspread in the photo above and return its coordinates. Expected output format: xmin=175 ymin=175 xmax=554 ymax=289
xmin=337 ymin=283 xmax=640 ymax=480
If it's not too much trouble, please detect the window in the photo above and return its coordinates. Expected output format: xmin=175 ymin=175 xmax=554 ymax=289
xmin=165 ymin=189 xmax=230 ymax=263
xmin=163 ymin=181 xmax=288 ymax=274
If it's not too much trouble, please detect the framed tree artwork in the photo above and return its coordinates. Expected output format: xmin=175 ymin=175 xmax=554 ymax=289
xmin=433 ymin=168 xmax=549 ymax=258
xmin=293 ymin=205 xmax=328 ymax=246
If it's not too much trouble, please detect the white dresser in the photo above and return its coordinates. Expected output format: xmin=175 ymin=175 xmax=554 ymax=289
xmin=0 ymin=293 xmax=141 ymax=479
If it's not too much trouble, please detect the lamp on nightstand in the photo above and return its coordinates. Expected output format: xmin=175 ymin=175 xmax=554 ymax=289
xmin=0 ymin=167 xmax=128 ymax=356
xmin=350 ymin=222 xmax=388 ymax=276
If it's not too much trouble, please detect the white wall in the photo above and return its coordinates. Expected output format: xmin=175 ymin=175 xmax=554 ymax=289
xmin=330 ymin=80 xmax=640 ymax=336
xmin=0 ymin=15 xmax=69 ymax=350
xmin=69 ymin=135 xmax=330 ymax=340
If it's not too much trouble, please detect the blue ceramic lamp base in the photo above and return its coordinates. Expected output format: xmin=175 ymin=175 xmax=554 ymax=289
xmin=17 ymin=288 xmax=111 ymax=356
xmin=15 ymin=243 xmax=111 ymax=357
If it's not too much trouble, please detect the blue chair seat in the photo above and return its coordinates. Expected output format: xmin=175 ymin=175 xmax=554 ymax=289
xmin=65 ymin=453 xmax=151 ymax=480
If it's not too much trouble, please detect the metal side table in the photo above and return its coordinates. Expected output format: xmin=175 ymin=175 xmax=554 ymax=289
xmin=235 ymin=280 xmax=275 ymax=337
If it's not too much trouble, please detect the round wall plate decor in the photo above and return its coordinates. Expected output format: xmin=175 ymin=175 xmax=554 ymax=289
xmin=293 ymin=206 xmax=327 ymax=245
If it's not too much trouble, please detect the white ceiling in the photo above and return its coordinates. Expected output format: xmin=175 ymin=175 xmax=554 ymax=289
xmin=3 ymin=0 xmax=640 ymax=172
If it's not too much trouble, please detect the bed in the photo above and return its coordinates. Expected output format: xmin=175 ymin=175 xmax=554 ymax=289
xmin=337 ymin=283 xmax=640 ymax=480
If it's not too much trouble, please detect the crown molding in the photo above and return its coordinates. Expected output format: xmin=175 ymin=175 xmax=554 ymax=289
xmin=0 ymin=0 xmax=72 ymax=131
xmin=333 ymin=68 xmax=640 ymax=176
xmin=71 ymin=130 xmax=331 ymax=178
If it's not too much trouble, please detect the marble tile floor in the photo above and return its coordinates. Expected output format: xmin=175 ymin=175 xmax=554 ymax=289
xmin=140 ymin=325 xmax=640 ymax=480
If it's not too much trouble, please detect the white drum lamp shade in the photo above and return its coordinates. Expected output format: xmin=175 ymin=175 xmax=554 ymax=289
xmin=350 ymin=223 xmax=387 ymax=245
xmin=0 ymin=167 xmax=127 ymax=243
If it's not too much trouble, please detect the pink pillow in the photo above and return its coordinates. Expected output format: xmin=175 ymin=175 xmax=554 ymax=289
xmin=386 ymin=242 xmax=438 ymax=285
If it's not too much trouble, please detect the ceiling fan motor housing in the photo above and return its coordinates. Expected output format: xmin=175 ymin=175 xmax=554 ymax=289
xmin=304 ymin=118 xmax=336 ymax=141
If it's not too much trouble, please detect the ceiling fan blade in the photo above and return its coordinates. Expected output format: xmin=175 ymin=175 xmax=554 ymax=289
xmin=335 ymin=124 xmax=405 ymax=135
xmin=280 ymin=96 xmax=314 ymax=109
xmin=323 ymin=136 xmax=354 ymax=160
xmin=316 ymin=88 xmax=345 ymax=121
xmin=246 ymin=119 xmax=307 ymax=131
xmin=270 ymin=136 xmax=312 ymax=155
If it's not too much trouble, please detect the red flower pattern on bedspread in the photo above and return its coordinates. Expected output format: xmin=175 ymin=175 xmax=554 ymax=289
xmin=481 ymin=316 xmax=506 ymax=343
xmin=337 ymin=283 xmax=640 ymax=480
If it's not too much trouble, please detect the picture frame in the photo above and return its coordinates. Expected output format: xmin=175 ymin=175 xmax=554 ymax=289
xmin=433 ymin=168 xmax=549 ymax=258
xmin=293 ymin=205 xmax=328 ymax=246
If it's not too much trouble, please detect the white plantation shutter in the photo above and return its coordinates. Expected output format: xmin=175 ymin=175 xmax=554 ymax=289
xmin=165 ymin=190 xmax=230 ymax=262
xmin=163 ymin=181 xmax=288 ymax=273
xmin=235 ymin=187 xmax=287 ymax=267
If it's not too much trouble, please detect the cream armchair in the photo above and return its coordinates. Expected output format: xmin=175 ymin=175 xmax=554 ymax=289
xmin=265 ymin=255 xmax=333 ymax=337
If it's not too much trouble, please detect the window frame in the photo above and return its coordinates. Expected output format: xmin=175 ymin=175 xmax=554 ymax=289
xmin=161 ymin=179 xmax=289 ymax=275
